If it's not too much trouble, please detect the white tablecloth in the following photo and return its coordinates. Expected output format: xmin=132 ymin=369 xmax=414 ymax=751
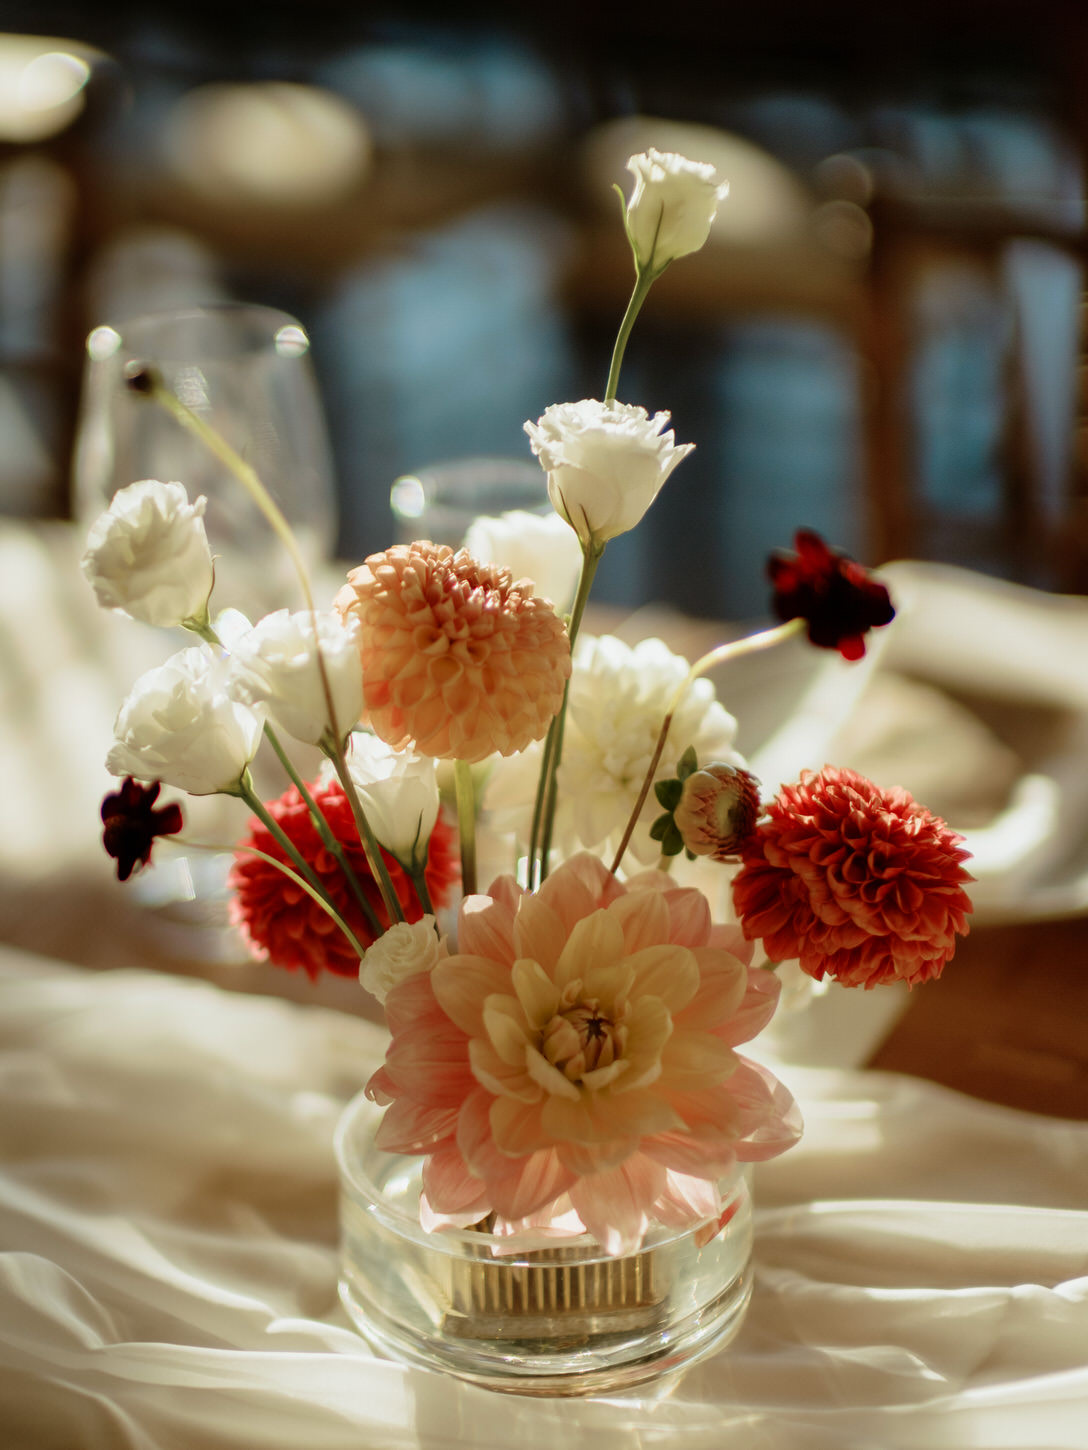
xmin=2 ymin=947 xmax=1086 ymax=1449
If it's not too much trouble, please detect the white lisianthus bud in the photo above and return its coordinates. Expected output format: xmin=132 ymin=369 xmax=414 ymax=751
xmin=340 ymin=732 xmax=441 ymax=870
xmin=360 ymin=915 xmax=447 ymax=1005
xmin=107 ymin=645 xmax=264 ymax=795
xmin=623 ymin=148 xmax=729 ymax=275
xmin=463 ymin=509 xmax=583 ymax=610
xmin=227 ymin=610 xmax=363 ymax=747
xmin=525 ymin=399 xmax=694 ymax=549
xmin=81 ymin=480 xmax=215 ymax=629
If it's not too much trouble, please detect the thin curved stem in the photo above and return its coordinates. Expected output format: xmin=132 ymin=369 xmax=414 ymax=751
xmin=608 ymin=619 xmax=804 ymax=877
xmin=454 ymin=759 xmax=477 ymax=898
xmin=176 ymin=835 xmax=367 ymax=960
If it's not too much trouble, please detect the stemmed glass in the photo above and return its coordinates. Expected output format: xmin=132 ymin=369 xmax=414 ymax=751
xmin=72 ymin=302 xmax=339 ymax=961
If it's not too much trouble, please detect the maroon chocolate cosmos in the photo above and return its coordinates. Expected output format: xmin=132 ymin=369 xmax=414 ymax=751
xmin=101 ymin=778 xmax=183 ymax=881
xmin=768 ymin=529 xmax=895 ymax=661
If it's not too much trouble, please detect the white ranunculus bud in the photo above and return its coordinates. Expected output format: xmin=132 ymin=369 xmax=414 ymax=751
xmin=81 ymin=480 xmax=215 ymax=629
xmin=107 ymin=645 xmax=264 ymax=795
xmin=462 ymin=509 xmax=582 ymax=610
xmin=524 ymin=399 xmax=694 ymax=549
xmin=340 ymin=732 xmax=440 ymax=870
xmin=360 ymin=916 xmax=447 ymax=1005
xmin=624 ymin=148 xmax=729 ymax=275
xmin=227 ymin=610 xmax=364 ymax=747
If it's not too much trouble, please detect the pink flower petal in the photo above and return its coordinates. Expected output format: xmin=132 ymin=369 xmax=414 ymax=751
xmin=458 ymin=892 xmax=518 ymax=963
xmin=623 ymin=942 xmax=700 ymax=1013
xmin=468 ymin=1037 xmax=540 ymax=1102
xmin=568 ymin=1155 xmax=666 ymax=1256
xmin=421 ymin=1143 xmax=489 ymax=1215
xmin=374 ymin=1096 xmax=458 ymax=1154
xmin=714 ymin=966 xmax=782 ymax=1047
xmin=608 ymin=889 xmax=671 ymax=952
xmin=707 ymin=921 xmax=755 ymax=965
xmin=487 ymin=1148 xmax=575 ymax=1222
xmin=673 ymin=948 xmax=747 ymax=1030
xmin=431 ymin=954 xmax=514 ymax=1035
xmin=659 ymin=1028 xmax=737 ymax=1089
xmin=511 ymin=893 xmax=568 ymax=976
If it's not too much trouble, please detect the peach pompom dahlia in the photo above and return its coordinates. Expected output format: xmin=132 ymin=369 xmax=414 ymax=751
xmin=335 ymin=542 xmax=570 ymax=764
xmin=366 ymin=852 xmax=800 ymax=1255
xmin=732 ymin=765 xmax=973 ymax=989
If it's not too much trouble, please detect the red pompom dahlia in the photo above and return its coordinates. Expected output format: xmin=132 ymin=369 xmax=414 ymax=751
xmin=732 ymin=765 xmax=972 ymax=988
xmin=230 ymin=778 xmax=460 ymax=979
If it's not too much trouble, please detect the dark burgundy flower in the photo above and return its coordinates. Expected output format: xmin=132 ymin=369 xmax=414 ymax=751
xmin=229 ymin=778 xmax=460 ymax=980
xmin=768 ymin=529 xmax=895 ymax=661
xmin=101 ymin=778 xmax=183 ymax=881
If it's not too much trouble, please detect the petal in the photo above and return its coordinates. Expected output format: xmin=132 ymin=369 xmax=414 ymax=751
xmin=616 ymin=994 xmax=673 ymax=1089
xmin=511 ymin=894 xmax=567 ymax=976
xmin=489 ymin=1095 xmax=552 ymax=1157
xmin=622 ymin=943 xmax=700 ymax=1013
xmin=421 ymin=1143 xmax=489 ymax=1215
xmin=673 ymin=949 xmax=748 ymax=1030
xmin=525 ymin=1044 xmax=581 ymax=1101
xmin=373 ymin=1097 xmax=458 ymax=1154
xmin=652 ymin=1170 xmax=722 ymax=1229
xmin=640 ymin=1128 xmax=739 ymax=1180
xmin=457 ymin=892 xmax=517 ymax=963
xmin=730 ymin=1057 xmax=804 ymax=1160
xmin=487 ymin=1148 xmax=575 ymax=1222
xmin=482 ymin=994 xmax=531 ymax=1065
xmin=431 ymin=954 xmax=512 ymax=1035
xmin=661 ymin=886 xmax=712 ymax=948
xmin=384 ymin=1021 xmax=473 ymax=1105
xmin=568 ymin=1155 xmax=666 ymax=1256
xmin=511 ymin=957 xmax=560 ymax=1029
xmin=608 ymin=890 xmax=671 ymax=952
xmin=659 ymin=1029 xmax=736 ymax=1090
xmin=714 ymin=966 xmax=782 ymax=1047
xmin=707 ymin=921 xmax=755 ymax=965
xmin=468 ymin=1037 xmax=540 ymax=1102
xmin=554 ymin=908 xmax=625 ymax=990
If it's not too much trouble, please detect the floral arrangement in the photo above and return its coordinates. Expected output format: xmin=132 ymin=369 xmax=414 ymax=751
xmin=84 ymin=148 xmax=973 ymax=1258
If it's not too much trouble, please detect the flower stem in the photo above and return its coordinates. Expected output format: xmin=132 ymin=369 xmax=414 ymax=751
xmin=454 ymin=759 xmax=477 ymax=897
xmin=263 ymin=725 xmax=382 ymax=937
xmin=176 ymin=835 xmax=367 ymax=960
xmin=235 ymin=774 xmax=330 ymax=902
xmin=530 ymin=544 xmax=602 ymax=886
xmin=608 ymin=619 xmax=804 ymax=876
xmin=411 ymin=865 xmax=435 ymax=917
xmin=324 ymin=742 xmax=405 ymax=926
xmin=604 ymin=269 xmax=654 ymax=403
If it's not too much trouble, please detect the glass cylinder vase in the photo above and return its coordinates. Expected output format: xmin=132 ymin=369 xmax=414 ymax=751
xmin=334 ymin=1091 xmax=754 ymax=1396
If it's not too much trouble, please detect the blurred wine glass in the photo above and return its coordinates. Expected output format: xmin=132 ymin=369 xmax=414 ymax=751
xmin=72 ymin=302 xmax=338 ymax=964
xmin=73 ymin=302 xmax=337 ymax=618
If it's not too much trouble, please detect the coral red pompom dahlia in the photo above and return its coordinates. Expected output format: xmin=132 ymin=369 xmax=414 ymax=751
xmin=732 ymin=765 xmax=973 ymax=988
xmin=230 ymin=778 xmax=459 ymax=979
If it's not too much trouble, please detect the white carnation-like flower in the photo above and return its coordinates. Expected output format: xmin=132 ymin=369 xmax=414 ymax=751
xmin=107 ymin=645 xmax=264 ymax=796
xmin=524 ymin=399 xmax=693 ymax=549
xmin=624 ymin=148 xmax=729 ymax=275
xmin=360 ymin=916 xmax=447 ymax=1004
xmin=485 ymin=634 xmax=743 ymax=865
xmin=227 ymin=609 xmax=363 ymax=747
xmin=335 ymin=732 xmax=440 ymax=870
xmin=81 ymin=479 xmax=214 ymax=629
xmin=463 ymin=509 xmax=582 ymax=610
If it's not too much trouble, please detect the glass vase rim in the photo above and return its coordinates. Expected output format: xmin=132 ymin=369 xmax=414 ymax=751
xmin=334 ymin=1086 xmax=749 ymax=1264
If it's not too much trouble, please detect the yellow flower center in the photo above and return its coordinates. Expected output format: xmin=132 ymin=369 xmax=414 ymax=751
xmin=540 ymin=983 xmax=628 ymax=1084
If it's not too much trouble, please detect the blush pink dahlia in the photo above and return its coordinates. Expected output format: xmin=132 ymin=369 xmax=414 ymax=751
xmin=366 ymin=853 xmax=800 ymax=1255
xmin=334 ymin=542 xmax=570 ymax=764
xmin=732 ymin=765 xmax=973 ymax=989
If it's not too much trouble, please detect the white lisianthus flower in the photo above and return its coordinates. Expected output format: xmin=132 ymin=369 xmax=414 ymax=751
xmin=524 ymin=399 xmax=693 ymax=549
xmin=107 ymin=645 xmax=264 ymax=795
xmin=227 ymin=609 xmax=363 ymax=747
xmin=81 ymin=479 xmax=215 ymax=629
xmin=623 ymin=148 xmax=729 ymax=275
xmin=485 ymin=634 xmax=743 ymax=865
xmin=339 ymin=732 xmax=441 ymax=870
xmin=360 ymin=916 xmax=447 ymax=1005
xmin=463 ymin=509 xmax=582 ymax=610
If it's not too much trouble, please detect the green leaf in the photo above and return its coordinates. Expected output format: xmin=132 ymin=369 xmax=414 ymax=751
xmin=649 ymin=813 xmax=671 ymax=842
xmin=661 ymin=822 xmax=685 ymax=856
xmin=677 ymin=746 xmax=698 ymax=780
xmin=654 ymin=778 xmax=683 ymax=811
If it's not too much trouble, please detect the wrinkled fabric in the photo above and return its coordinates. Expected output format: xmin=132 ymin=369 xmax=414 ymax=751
xmin=1 ymin=948 xmax=1086 ymax=1450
